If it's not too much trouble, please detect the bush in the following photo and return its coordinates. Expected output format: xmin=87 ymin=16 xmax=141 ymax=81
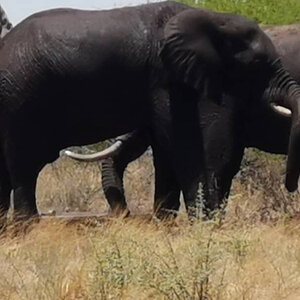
xmin=178 ymin=0 xmax=300 ymax=24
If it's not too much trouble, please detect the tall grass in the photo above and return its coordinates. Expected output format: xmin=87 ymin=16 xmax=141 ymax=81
xmin=1 ymin=217 xmax=300 ymax=299
xmin=37 ymin=148 xmax=300 ymax=223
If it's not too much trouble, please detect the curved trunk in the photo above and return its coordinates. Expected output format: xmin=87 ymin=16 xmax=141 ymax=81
xmin=269 ymin=60 xmax=300 ymax=191
xmin=101 ymin=158 xmax=128 ymax=214
xmin=286 ymin=103 xmax=300 ymax=191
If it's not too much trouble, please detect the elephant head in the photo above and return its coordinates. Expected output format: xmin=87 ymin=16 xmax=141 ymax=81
xmin=160 ymin=8 xmax=300 ymax=192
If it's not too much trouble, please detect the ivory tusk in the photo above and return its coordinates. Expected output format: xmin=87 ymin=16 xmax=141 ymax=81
xmin=270 ymin=103 xmax=292 ymax=117
xmin=61 ymin=140 xmax=123 ymax=162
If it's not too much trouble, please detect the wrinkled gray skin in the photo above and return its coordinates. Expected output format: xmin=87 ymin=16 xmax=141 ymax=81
xmin=98 ymin=24 xmax=300 ymax=217
xmin=0 ymin=1 xmax=298 ymax=219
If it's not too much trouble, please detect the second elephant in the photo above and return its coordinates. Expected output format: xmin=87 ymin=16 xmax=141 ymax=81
xmin=66 ymin=24 xmax=300 ymax=217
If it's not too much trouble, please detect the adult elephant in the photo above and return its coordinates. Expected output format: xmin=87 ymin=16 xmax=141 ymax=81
xmin=1 ymin=2 xmax=299 ymax=219
xmin=65 ymin=23 xmax=300 ymax=217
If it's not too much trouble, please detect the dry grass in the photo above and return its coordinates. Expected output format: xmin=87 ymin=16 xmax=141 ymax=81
xmin=37 ymin=148 xmax=300 ymax=223
xmin=1 ymin=216 xmax=300 ymax=299
xmin=1 ymin=148 xmax=300 ymax=299
xmin=37 ymin=150 xmax=154 ymax=216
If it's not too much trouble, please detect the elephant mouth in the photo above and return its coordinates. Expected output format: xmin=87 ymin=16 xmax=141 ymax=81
xmin=267 ymin=59 xmax=300 ymax=192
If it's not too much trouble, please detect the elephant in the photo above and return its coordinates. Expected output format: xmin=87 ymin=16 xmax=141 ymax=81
xmin=0 ymin=1 xmax=299 ymax=219
xmin=64 ymin=23 xmax=300 ymax=217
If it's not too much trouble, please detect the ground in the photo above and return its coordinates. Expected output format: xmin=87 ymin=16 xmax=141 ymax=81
xmin=37 ymin=148 xmax=300 ymax=223
xmin=0 ymin=149 xmax=299 ymax=299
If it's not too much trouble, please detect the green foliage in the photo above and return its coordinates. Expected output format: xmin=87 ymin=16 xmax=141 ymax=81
xmin=178 ymin=0 xmax=300 ymax=25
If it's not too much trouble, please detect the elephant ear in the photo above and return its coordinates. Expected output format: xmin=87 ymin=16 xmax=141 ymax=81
xmin=160 ymin=9 xmax=275 ymax=98
xmin=160 ymin=9 xmax=224 ymax=99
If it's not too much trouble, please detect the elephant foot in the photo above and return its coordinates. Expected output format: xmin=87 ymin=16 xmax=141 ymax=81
xmin=0 ymin=213 xmax=9 ymax=235
xmin=3 ymin=211 xmax=40 ymax=237
xmin=186 ymin=205 xmax=202 ymax=222
xmin=9 ymin=206 xmax=39 ymax=222
xmin=154 ymin=208 xmax=179 ymax=221
xmin=108 ymin=206 xmax=130 ymax=218
xmin=202 ymin=199 xmax=228 ymax=221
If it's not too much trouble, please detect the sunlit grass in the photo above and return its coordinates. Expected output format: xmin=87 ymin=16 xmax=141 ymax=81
xmin=178 ymin=0 xmax=300 ymax=24
xmin=1 ymin=217 xmax=300 ymax=299
xmin=22 ymin=146 xmax=300 ymax=299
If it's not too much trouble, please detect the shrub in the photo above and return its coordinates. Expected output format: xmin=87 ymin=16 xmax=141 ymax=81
xmin=178 ymin=0 xmax=300 ymax=24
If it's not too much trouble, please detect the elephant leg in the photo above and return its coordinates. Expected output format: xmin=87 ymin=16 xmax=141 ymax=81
xmin=200 ymin=106 xmax=245 ymax=218
xmin=0 ymin=153 xmax=12 ymax=215
xmin=101 ymin=130 xmax=150 ymax=216
xmin=203 ymin=172 xmax=234 ymax=218
xmin=181 ymin=178 xmax=203 ymax=220
xmin=5 ymin=143 xmax=45 ymax=218
xmin=168 ymin=85 xmax=204 ymax=220
xmin=12 ymin=177 xmax=39 ymax=218
xmin=150 ymin=86 xmax=201 ymax=220
xmin=152 ymin=150 xmax=181 ymax=219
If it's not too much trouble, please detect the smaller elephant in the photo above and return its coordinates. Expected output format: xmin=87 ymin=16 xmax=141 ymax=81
xmin=64 ymin=23 xmax=300 ymax=217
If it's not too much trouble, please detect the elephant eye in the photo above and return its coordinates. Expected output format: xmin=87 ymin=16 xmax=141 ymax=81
xmin=231 ymin=38 xmax=248 ymax=53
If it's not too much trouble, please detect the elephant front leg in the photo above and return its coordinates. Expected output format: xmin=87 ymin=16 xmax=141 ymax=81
xmin=181 ymin=177 xmax=204 ymax=220
xmin=6 ymin=153 xmax=41 ymax=219
xmin=12 ymin=177 xmax=39 ymax=219
xmin=152 ymin=150 xmax=181 ymax=220
xmin=202 ymin=172 xmax=233 ymax=219
xmin=0 ymin=156 xmax=12 ymax=216
xmin=201 ymin=141 xmax=245 ymax=219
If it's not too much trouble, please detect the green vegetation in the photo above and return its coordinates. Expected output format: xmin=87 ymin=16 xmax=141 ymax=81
xmin=178 ymin=0 xmax=300 ymax=24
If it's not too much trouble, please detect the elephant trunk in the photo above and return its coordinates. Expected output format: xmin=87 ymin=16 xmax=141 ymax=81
xmin=286 ymin=102 xmax=300 ymax=192
xmin=101 ymin=158 xmax=128 ymax=214
xmin=269 ymin=59 xmax=300 ymax=191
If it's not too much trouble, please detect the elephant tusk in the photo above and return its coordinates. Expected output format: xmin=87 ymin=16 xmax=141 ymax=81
xmin=270 ymin=103 xmax=292 ymax=117
xmin=61 ymin=140 xmax=123 ymax=162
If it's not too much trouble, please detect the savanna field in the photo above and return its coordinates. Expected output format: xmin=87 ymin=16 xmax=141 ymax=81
xmin=3 ymin=1 xmax=300 ymax=299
